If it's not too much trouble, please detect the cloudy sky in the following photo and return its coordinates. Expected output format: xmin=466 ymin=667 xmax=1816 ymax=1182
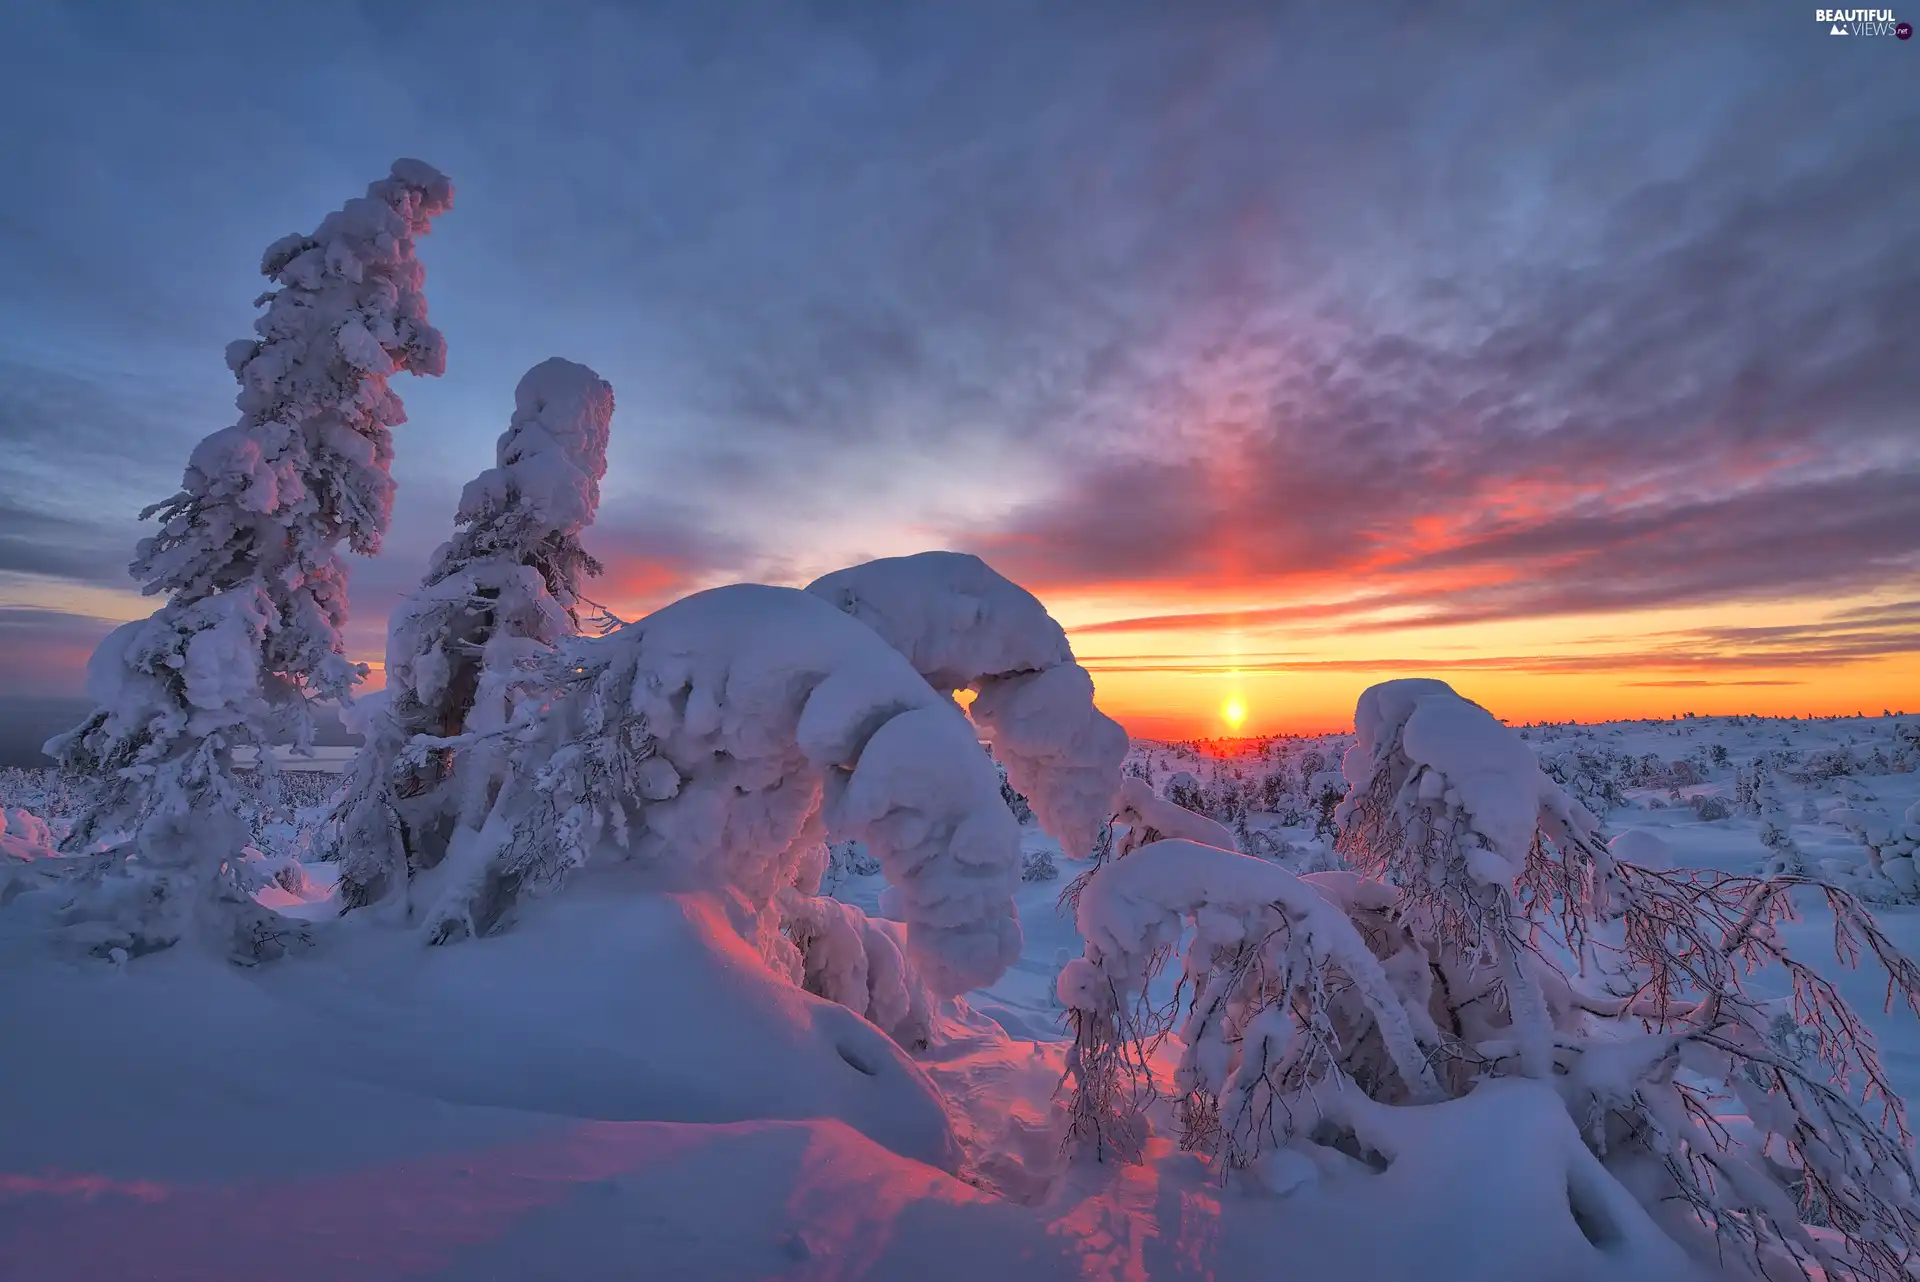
xmin=1 ymin=0 xmax=1915 ymax=739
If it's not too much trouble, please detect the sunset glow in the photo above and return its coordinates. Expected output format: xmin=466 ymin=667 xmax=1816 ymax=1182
xmin=0 ymin=5 xmax=1912 ymax=753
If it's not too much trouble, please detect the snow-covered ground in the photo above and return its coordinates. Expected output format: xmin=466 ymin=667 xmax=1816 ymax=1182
xmin=3 ymin=713 xmax=1917 ymax=1281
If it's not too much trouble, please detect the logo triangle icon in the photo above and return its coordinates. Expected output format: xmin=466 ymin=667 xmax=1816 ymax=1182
xmin=1831 ymin=21 xmax=1848 ymax=32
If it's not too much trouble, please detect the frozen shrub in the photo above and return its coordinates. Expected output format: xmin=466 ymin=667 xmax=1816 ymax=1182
xmin=1021 ymin=847 xmax=1059 ymax=882
xmin=1693 ymin=795 xmax=1733 ymax=821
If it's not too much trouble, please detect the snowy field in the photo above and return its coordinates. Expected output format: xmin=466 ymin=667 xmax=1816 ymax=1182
xmin=4 ymin=711 xmax=1918 ymax=1282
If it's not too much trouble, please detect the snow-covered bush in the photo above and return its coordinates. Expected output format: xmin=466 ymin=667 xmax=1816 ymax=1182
xmin=1021 ymin=846 xmax=1059 ymax=882
xmin=1543 ymin=747 xmax=1628 ymax=818
xmin=39 ymin=160 xmax=452 ymax=961
xmin=805 ymin=551 xmax=1128 ymax=861
xmin=1057 ymin=773 xmax=1239 ymax=913
xmin=1164 ymin=771 xmax=1206 ymax=815
xmin=331 ymin=358 xmax=614 ymax=913
xmin=1693 ymin=794 xmax=1733 ymax=822
xmin=421 ymin=582 xmax=1025 ymax=1000
xmin=818 ymin=839 xmax=882 ymax=898
xmin=1061 ymin=679 xmax=1920 ymax=1281
xmin=1059 ymin=840 xmax=1442 ymax=1165
xmin=1112 ymin=774 xmax=1235 ymax=856
xmin=0 ymin=807 xmax=54 ymax=851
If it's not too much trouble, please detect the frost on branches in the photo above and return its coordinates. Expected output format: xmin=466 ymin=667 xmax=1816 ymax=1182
xmin=419 ymin=583 xmax=1025 ymax=1001
xmin=1061 ymin=678 xmax=1920 ymax=1282
xmin=40 ymin=160 xmax=453 ymax=962
xmin=805 ymin=551 xmax=1129 ymax=861
xmin=332 ymin=358 xmax=614 ymax=912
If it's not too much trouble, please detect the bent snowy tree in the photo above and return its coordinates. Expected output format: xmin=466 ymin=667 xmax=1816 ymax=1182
xmin=805 ymin=550 xmax=1129 ymax=861
xmin=331 ymin=357 xmax=614 ymax=914
xmin=43 ymin=160 xmax=453 ymax=962
xmin=1062 ymin=678 xmax=1920 ymax=1282
xmin=412 ymin=582 xmax=1028 ymax=999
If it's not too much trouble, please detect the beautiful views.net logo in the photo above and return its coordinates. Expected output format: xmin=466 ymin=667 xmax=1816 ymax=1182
xmin=1816 ymin=7 xmax=1913 ymax=35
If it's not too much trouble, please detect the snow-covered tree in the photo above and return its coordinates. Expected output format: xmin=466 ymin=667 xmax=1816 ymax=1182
xmin=1062 ymin=679 xmax=1920 ymax=1281
xmin=804 ymin=551 xmax=1129 ymax=863
xmin=414 ymin=582 xmax=1028 ymax=998
xmin=331 ymin=358 xmax=614 ymax=913
xmin=390 ymin=552 xmax=1124 ymax=1054
xmin=1113 ymin=774 xmax=1234 ymax=857
xmin=1164 ymin=771 xmax=1206 ymax=815
xmin=43 ymin=160 xmax=453 ymax=961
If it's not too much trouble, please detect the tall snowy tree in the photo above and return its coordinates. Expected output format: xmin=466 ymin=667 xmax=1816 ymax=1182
xmin=46 ymin=160 xmax=454 ymax=961
xmin=332 ymin=358 xmax=614 ymax=913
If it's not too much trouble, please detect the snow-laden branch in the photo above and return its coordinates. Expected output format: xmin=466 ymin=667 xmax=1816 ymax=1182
xmin=806 ymin=551 xmax=1128 ymax=860
xmin=1112 ymin=775 xmax=1238 ymax=854
xmin=1059 ymin=837 xmax=1441 ymax=1164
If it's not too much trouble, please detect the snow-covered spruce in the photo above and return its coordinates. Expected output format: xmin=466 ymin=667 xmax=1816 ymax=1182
xmin=805 ymin=551 xmax=1129 ymax=862
xmin=417 ymin=582 xmax=1025 ymax=1000
xmin=1066 ymin=679 xmax=1920 ymax=1282
xmin=331 ymin=358 xmax=614 ymax=914
xmin=41 ymin=160 xmax=452 ymax=962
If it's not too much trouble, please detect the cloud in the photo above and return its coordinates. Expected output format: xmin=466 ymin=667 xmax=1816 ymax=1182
xmin=1622 ymin=680 xmax=1804 ymax=689
xmin=1072 ymin=601 xmax=1920 ymax=677
xmin=0 ymin=606 xmax=117 ymax=697
xmin=0 ymin=0 xmax=1913 ymax=711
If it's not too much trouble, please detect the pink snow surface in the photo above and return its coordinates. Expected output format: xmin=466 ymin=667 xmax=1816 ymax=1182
xmin=0 ymin=870 xmax=1705 ymax=1282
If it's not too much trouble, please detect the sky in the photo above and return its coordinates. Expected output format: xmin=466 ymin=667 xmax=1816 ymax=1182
xmin=0 ymin=0 xmax=1916 ymax=743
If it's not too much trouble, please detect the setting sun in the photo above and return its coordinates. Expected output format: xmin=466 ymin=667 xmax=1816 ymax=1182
xmin=1222 ymin=695 xmax=1247 ymax=730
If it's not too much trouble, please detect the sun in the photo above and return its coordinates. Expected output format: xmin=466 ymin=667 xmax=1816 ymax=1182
xmin=1222 ymin=695 xmax=1247 ymax=732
